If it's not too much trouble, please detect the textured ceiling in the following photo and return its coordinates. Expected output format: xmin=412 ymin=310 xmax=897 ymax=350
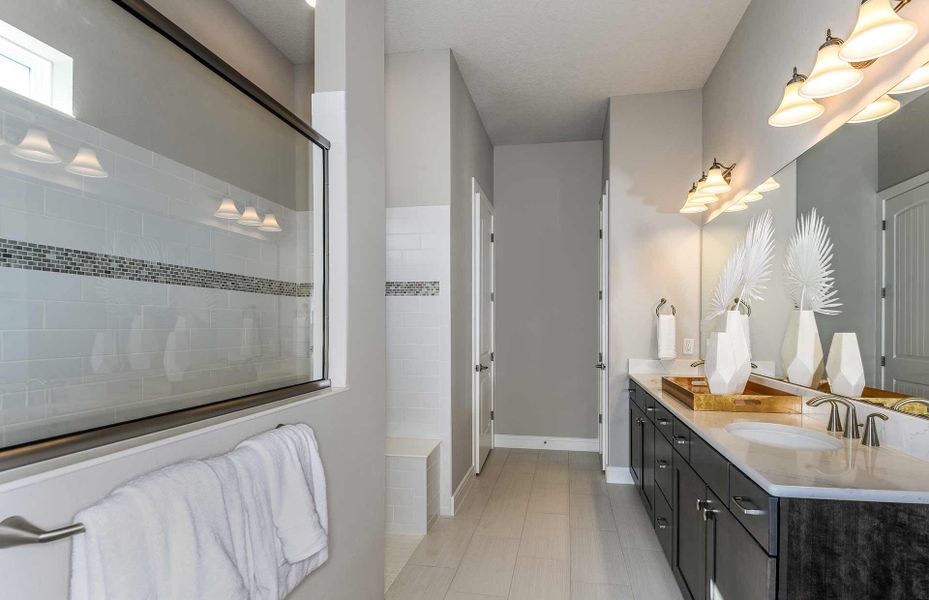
xmin=386 ymin=0 xmax=751 ymax=144
xmin=227 ymin=0 xmax=314 ymax=64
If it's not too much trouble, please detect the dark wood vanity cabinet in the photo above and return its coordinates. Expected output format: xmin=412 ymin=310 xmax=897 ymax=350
xmin=673 ymin=458 xmax=707 ymax=600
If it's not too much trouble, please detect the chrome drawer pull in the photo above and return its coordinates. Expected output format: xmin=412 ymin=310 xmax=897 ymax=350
xmin=636 ymin=418 xmax=646 ymax=424
xmin=673 ymin=435 xmax=690 ymax=445
xmin=657 ymin=418 xmax=671 ymax=426
xmin=645 ymin=406 xmax=655 ymax=412
xmin=656 ymin=459 xmax=669 ymax=469
xmin=732 ymin=495 xmax=766 ymax=516
xmin=656 ymin=517 xmax=669 ymax=529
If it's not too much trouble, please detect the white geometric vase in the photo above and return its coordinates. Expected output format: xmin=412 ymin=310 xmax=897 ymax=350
xmin=706 ymin=329 xmax=750 ymax=395
xmin=781 ymin=309 xmax=824 ymax=388
xmin=722 ymin=311 xmax=752 ymax=393
xmin=826 ymin=332 xmax=866 ymax=397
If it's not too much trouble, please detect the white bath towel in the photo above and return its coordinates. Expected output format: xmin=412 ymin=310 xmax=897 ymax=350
xmin=70 ymin=460 xmax=248 ymax=600
xmin=657 ymin=314 xmax=677 ymax=360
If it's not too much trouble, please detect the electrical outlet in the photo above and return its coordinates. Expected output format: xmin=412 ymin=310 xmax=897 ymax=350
xmin=683 ymin=338 xmax=696 ymax=355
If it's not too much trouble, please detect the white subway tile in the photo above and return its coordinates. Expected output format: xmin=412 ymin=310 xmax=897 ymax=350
xmin=0 ymin=172 xmax=44 ymax=214
xmin=106 ymin=204 xmax=143 ymax=235
xmin=83 ymin=277 xmax=168 ymax=306
xmin=387 ymin=233 xmax=420 ymax=251
xmin=45 ymin=187 xmax=106 ymax=227
xmin=0 ymin=207 xmax=111 ymax=254
xmin=0 ymin=269 xmax=82 ymax=301
xmin=143 ymin=213 xmax=211 ymax=250
xmin=3 ymin=330 xmax=115 ymax=361
xmin=0 ymin=300 xmax=43 ymax=330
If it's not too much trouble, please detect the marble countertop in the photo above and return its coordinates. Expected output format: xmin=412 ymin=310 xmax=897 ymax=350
xmin=631 ymin=374 xmax=929 ymax=504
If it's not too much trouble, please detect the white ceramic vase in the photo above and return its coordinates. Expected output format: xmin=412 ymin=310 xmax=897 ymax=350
xmin=781 ymin=309 xmax=824 ymax=388
xmin=826 ymin=332 xmax=866 ymax=397
xmin=705 ymin=312 xmax=753 ymax=395
xmin=723 ymin=311 xmax=752 ymax=393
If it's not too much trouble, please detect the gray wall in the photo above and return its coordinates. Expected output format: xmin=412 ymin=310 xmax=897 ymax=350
xmin=449 ymin=54 xmax=493 ymax=485
xmin=879 ymin=90 xmax=929 ymax=191
xmin=493 ymin=141 xmax=602 ymax=439
xmin=605 ymin=91 xmax=703 ymax=467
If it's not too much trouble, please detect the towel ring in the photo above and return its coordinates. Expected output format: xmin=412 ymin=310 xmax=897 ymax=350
xmin=728 ymin=298 xmax=752 ymax=316
xmin=655 ymin=298 xmax=676 ymax=317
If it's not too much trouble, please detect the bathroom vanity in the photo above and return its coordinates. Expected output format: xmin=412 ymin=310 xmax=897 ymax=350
xmin=628 ymin=374 xmax=929 ymax=600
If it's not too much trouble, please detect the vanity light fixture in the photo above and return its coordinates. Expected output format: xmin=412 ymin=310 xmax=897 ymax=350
xmin=680 ymin=203 xmax=708 ymax=214
xmin=769 ymin=68 xmax=825 ymax=128
xmin=214 ymin=197 xmax=241 ymax=220
xmin=237 ymin=205 xmax=263 ymax=226
xmin=688 ymin=183 xmax=717 ymax=205
xmin=305 ymin=0 xmax=316 ymax=6
xmin=258 ymin=213 xmax=283 ymax=232
xmin=743 ymin=190 xmax=764 ymax=203
xmin=799 ymin=31 xmax=865 ymax=99
xmin=755 ymin=177 xmax=781 ymax=193
xmin=889 ymin=62 xmax=929 ymax=93
xmin=839 ymin=0 xmax=917 ymax=64
xmin=725 ymin=201 xmax=749 ymax=212
xmin=65 ymin=147 xmax=108 ymax=178
xmin=11 ymin=128 xmax=61 ymax=164
xmin=848 ymin=93 xmax=901 ymax=123
xmin=701 ymin=159 xmax=736 ymax=195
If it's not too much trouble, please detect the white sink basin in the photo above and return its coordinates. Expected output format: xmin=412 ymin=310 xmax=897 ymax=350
xmin=725 ymin=422 xmax=843 ymax=451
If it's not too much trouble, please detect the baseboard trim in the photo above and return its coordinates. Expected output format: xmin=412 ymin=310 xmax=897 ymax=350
xmin=605 ymin=466 xmax=635 ymax=485
xmin=494 ymin=434 xmax=599 ymax=452
xmin=450 ymin=466 xmax=475 ymax=516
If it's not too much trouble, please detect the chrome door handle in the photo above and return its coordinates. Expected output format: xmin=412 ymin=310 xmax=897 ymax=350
xmin=594 ymin=363 xmax=606 ymax=370
xmin=731 ymin=496 xmax=766 ymax=516
xmin=673 ymin=435 xmax=690 ymax=445
xmin=636 ymin=418 xmax=646 ymax=424
xmin=656 ymin=418 xmax=671 ymax=427
xmin=656 ymin=517 xmax=669 ymax=529
xmin=475 ymin=364 xmax=489 ymax=372
xmin=656 ymin=459 xmax=669 ymax=469
xmin=702 ymin=499 xmax=720 ymax=522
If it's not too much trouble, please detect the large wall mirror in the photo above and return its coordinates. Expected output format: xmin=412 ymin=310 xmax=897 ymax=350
xmin=702 ymin=81 xmax=929 ymax=421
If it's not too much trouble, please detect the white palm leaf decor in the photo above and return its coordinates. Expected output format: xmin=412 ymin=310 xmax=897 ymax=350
xmin=705 ymin=209 xmax=776 ymax=320
xmin=784 ymin=208 xmax=842 ymax=315
xmin=707 ymin=242 xmax=745 ymax=320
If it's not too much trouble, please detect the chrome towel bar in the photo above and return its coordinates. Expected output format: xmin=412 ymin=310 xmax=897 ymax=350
xmin=0 ymin=515 xmax=85 ymax=549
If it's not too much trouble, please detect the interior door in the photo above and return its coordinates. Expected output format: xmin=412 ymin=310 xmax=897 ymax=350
xmin=598 ymin=183 xmax=610 ymax=471
xmin=884 ymin=185 xmax=929 ymax=398
xmin=472 ymin=178 xmax=495 ymax=474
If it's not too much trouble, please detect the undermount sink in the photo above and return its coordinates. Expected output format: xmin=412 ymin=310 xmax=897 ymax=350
xmin=725 ymin=422 xmax=843 ymax=451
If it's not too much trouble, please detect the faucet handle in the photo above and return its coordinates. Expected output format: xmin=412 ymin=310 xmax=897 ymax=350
xmin=806 ymin=396 xmax=844 ymax=433
xmin=862 ymin=413 xmax=889 ymax=448
xmin=807 ymin=395 xmax=860 ymax=438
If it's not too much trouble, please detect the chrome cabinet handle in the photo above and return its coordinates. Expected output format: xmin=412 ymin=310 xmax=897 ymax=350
xmin=731 ymin=496 xmax=766 ymax=516
xmin=656 ymin=418 xmax=671 ymax=426
xmin=474 ymin=364 xmax=489 ymax=372
xmin=656 ymin=459 xmax=669 ymax=469
xmin=645 ymin=406 xmax=655 ymax=412
xmin=702 ymin=499 xmax=720 ymax=522
xmin=656 ymin=517 xmax=669 ymax=529
xmin=636 ymin=418 xmax=646 ymax=424
xmin=673 ymin=435 xmax=690 ymax=445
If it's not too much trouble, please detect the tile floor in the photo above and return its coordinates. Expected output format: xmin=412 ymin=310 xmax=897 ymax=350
xmin=385 ymin=449 xmax=683 ymax=600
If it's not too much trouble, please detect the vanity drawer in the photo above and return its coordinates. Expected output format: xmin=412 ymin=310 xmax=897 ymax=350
xmin=654 ymin=431 xmax=673 ymax=501
xmin=654 ymin=404 xmax=674 ymax=442
xmin=629 ymin=382 xmax=644 ymax=412
xmin=654 ymin=485 xmax=673 ymax=564
xmin=690 ymin=434 xmax=729 ymax=504
xmin=672 ymin=418 xmax=691 ymax=461
xmin=729 ymin=467 xmax=779 ymax=556
xmin=643 ymin=389 xmax=657 ymax=418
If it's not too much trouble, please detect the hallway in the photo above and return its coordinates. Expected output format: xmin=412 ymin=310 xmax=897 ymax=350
xmin=385 ymin=449 xmax=682 ymax=600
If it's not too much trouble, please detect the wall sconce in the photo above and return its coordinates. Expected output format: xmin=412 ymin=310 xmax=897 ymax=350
xmin=743 ymin=190 xmax=764 ymax=203
xmin=848 ymin=93 xmax=901 ymax=123
xmin=65 ymin=147 xmax=108 ymax=178
xmin=258 ymin=213 xmax=282 ymax=232
xmin=800 ymin=31 xmax=864 ymax=99
xmin=755 ymin=177 xmax=780 ymax=192
xmin=214 ymin=198 xmax=241 ymax=220
xmin=688 ymin=183 xmax=717 ymax=205
xmin=839 ymin=0 xmax=917 ymax=63
xmin=11 ymin=128 xmax=61 ymax=164
xmin=769 ymin=68 xmax=825 ymax=127
xmin=889 ymin=61 xmax=929 ymax=93
xmin=237 ymin=206 xmax=263 ymax=226
xmin=700 ymin=159 xmax=736 ymax=195
xmin=725 ymin=201 xmax=749 ymax=212
xmin=680 ymin=203 xmax=708 ymax=214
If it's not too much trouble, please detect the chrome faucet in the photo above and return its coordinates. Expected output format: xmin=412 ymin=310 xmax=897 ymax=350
xmin=861 ymin=413 xmax=889 ymax=448
xmin=892 ymin=397 xmax=929 ymax=411
xmin=807 ymin=395 xmax=861 ymax=439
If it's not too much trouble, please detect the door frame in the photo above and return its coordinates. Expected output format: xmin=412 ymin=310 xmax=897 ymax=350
xmin=471 ymin=177 xmax=495 ymax=474
xmin=599 ymin=181 xmax=610 ymax=471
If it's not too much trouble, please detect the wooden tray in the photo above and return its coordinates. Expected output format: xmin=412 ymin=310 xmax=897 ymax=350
xmin=661 ymin=376 xmax=802 ymax=413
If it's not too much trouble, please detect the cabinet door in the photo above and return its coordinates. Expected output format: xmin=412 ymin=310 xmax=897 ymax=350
xmin=708 ymin=490 xmax=776 ymax=600
xmin=642 ymin=417 xmax=655 ymax=514
xmin=630 ymin=403 xmax=645 ymax=486
xmin=675 ymin=459 xmax=706 ymax=600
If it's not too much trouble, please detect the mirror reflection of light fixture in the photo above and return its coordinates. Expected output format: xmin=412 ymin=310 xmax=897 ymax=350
xmin=701 ymin=159 xmax=735 ymax=195
xmin=889 ymin=62 xmax=929 ymax=94
xmin=680 ymin=202 xmax=708 ymax=214
xmin=848 ymin=94 xmax=901 ymax=123
xmin=214 ymin=198 xmax=241 ymax=220
xmin=799 ymin=31 xmax=864 ymax=99
xmin=65 ymin=147 xmax=108 ymax=178
xmin=688 ymin=183 xmax=717 ymax=205
xmin=12 ymin=128 xmax=61 ymax=164
xmin=754 ymin=177 xmax=780 ymax=193
xmin=838 ymin=0 xmax=917 ymax=63
xmin=305 ymin=0 xmax=316 ymax=6
xmin=725 ymin=201 xmax=749 ymax=213
xmin=743 ymin=190 xmax=764 ymax=203
xmin=237 ymin=205 xmax=263 ymax=226
xmin=258 ymin=213 xmax=282 ymax=232
xmin=769 ymin=68 xmax=825 ymax=128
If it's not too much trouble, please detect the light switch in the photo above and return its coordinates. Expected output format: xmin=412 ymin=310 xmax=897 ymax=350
xmin=683 ymin=338 xmax=696 ymax=355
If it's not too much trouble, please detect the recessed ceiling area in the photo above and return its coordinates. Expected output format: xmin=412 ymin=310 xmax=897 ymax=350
xmin=386 ymin=0 xmax=751 ymax=145
xmin=227 ymin=0 xmax=314 ymax=64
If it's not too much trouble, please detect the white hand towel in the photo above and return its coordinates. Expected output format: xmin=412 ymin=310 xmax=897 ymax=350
xmin=657 ymin=314 xmax=677 ymax=360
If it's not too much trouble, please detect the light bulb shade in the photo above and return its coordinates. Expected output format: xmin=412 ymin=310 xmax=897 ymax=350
xmin=12 ymin=128 xmax=61 ymax=164
xmin=702 ymin=166 xmax=731 ymax=194
xmin=237 ymin=206 xmax=263 ymax=226
xmin=890 ymin=63 xmax=929 ymax=94
xmin=692 ymin=190 xmax=718 ymax=205
xmin=214 ymin=198 xmax=241 ymax=220
xmin=755 ymin=177 xmax=780 ymax=193
xmin=800 ymin=40 xmax=864 ymax=99
xmin=839 ymin=0 xmax=918 ymax=63
xmin=769 ymin=75 xmax=825 ymax=127
xmin=306 ymin=0 xmax=316 ymax=6
xmin=258 ymin=213 xmax=282 ymax=232
xmin=743 ymin=191 xmax=764 ymax=203
xmin=848 ymin=94 xmax=900 ymax=123
xmin=65 ymin=147 xmax=108 ymax=178
xmin=680 ymin=203 xmax=708 ymax=214
xmin=725 ymin=202 xmax=749 ymax=213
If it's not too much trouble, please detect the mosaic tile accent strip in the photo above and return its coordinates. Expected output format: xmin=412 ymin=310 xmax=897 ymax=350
xmin=0 ymin=238 xmax=312 ymax=297
xmin=385 ymin=281 xmax=440 ymax=296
